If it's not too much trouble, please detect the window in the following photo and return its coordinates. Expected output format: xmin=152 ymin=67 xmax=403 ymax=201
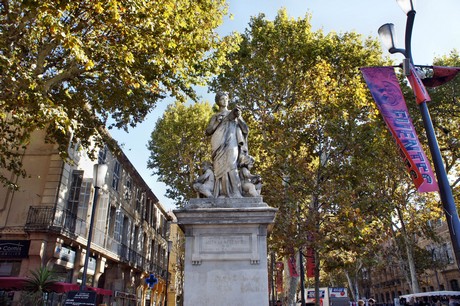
xmin=122 ymin=216 xmax=130 ymax=246
xmin=152 ymin=206 xmax=157 ymax=228
xmin=98 ymin=145 xmax=108 ymax=164
xmin=133 ymin=226 xmax=139 ymax=250
xmin=0 ymin=261 xmax=21 ymax=276
xmin=114 ymin=210 xmax=123 ymax=242
xmin=446 ymin=244 xmax=454 ymax=264
xmin=78 ymin=181 xmax=92 ymax=219
xmin=109 ymin=207 xmax=116 ymax=237
xmin=74 ymin=180 xmax=92 ymax=235
xmin=112 ymin=161 xmax=121 ymax=191
xmin=67 ymin=170 xmax=83 ymax=215
xmin=136 ymin=189 xmax=143 ymax=213
xmin=124 ymin=176 xmax=132 ymax=201
xmin=66 ymin=170 xmax=85 ymax=233
xmin=94 ymin=195 xmax=109 ymax=246
xmin=151 ymin=240 xmax=158 ymax=265
xmin=144 ymin=198 xmax=151 ymax=222
xmin=451 ymin=279 xmax=459 ymax=291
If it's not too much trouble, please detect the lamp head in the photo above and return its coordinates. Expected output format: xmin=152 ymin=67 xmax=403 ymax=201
xmin=93 ymin=164 xmax=108 ymax=188
xmin=378 ymin=23 xmax=398 ymax=52
xmin=396 ymin=0 xmax=416 ymax=15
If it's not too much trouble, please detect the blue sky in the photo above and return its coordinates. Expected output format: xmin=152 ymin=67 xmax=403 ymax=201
xmin=110 ymin=0 xmax=460 ymax=211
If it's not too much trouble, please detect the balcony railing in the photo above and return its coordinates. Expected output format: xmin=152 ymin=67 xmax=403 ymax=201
xmin=25 ymin=206 xmax=168 ymax=277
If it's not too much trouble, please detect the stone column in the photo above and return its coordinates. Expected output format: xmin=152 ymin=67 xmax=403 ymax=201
xmin=174 ymin=197 xmax=277 ymax=306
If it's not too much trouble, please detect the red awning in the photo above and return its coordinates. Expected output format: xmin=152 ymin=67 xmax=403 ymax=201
xmin=51 ymin=283 xmax=112 ymax=295
xmin=0 ymin=277 xmax=27 ymax=291
xmin=0 ymin=277 xmax=111 ymax=295
xmin=50 ymin=282 xmax=80 ymax=293
xmin=89 ymin=286 xmax=113 ymax=296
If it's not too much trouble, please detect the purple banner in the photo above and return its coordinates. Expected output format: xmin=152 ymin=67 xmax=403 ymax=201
xmin=360 ymin=66 xmax=438 ymax=193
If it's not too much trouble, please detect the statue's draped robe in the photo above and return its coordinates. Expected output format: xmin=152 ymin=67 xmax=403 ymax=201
xmin=208 ymin=110 xmax=248 ymax=197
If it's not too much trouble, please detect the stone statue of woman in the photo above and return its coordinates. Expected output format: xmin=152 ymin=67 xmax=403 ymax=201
xmin=205 ymin=92 xmax=249 ymax=198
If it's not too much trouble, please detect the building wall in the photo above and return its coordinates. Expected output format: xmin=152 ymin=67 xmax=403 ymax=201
xmin=0 ymin=130 xmax=175 ymax=306
xmin=368 ymin=219 xmax=460 ymax=304
xmin=166 ymin=217 xmax=184 ymax=306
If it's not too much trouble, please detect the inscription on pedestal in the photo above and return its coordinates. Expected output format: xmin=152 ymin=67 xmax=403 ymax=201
xmin=201 ymin=235 xmax=250 ymax=253
xmin=192 ymin=231 xmax=259 ymax=265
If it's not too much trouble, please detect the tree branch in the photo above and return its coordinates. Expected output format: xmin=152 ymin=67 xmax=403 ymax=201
xmin=35 ymin=42 xmax=57 ymax=76
xmin=42 ymin=63 xmax=84 ymax=93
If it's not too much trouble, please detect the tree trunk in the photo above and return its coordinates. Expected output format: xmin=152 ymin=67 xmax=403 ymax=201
xmin=284 ymin=254 xmax=300 ymax=306
xmin=396 ymin=206 xmax=420 ymax=293
xmin=345 ymin=271 xmax=357 ymax=302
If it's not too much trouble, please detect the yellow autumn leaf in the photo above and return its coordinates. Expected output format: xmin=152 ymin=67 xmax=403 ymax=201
xmin=85 ymin=60 xmax=95 ymax=70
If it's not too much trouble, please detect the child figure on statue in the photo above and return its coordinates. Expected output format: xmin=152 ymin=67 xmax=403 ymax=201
xmin=193 ymin=162 xmax=215 ymax=198
xmin=239 ymin=154 xmax=262 ymax=197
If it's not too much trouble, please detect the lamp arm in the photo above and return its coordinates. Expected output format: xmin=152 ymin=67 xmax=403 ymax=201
xmin=388 ymin=48 xmax=407 ymax=56
xmin=404 ymin=10 xmax=416 ymax=62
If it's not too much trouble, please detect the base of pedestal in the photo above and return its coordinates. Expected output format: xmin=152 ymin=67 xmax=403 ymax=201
xmin=174 ymin=198 xmax=277 ymax=306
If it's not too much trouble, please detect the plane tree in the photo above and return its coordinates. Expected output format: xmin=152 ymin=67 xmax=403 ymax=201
xmin=147 ymin=101 xmax=213 ymax=207
xmin=0 ymin=0 xmax=236 ymax=188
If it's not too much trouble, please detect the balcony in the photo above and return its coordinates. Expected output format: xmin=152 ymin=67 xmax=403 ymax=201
xmin=24 ymin=206 xmax=167 ymax=276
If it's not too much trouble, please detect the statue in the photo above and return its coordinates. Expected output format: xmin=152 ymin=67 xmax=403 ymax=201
xmin=192 ymin=162 xmax=214 ymax=198
xmin=205 ymin=92 xmax=249 ymax=198
xmin=239 ymin=154 xmax=262 ymax=197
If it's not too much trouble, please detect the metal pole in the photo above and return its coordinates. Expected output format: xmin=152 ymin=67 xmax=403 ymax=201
xmin=403 ymin=9 xmax=460 ymax=270
xmin=80 ymin=186 xmax=99 ymax=291
xmin=271 ymin=252 xmax=276 ymax=306
xmin=164 ymin=241 xmax=172 ymax=306
xmin=419 ymin=102 xmax=460 ymax=268
xmin=299 ymin=249 xmax=306 ymax=306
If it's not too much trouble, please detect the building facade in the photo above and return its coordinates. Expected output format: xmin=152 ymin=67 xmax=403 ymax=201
xmin=0 ymin=130 xmax=174 ymax=305
xmin=365 ymin=219 xmax=460 ymax=305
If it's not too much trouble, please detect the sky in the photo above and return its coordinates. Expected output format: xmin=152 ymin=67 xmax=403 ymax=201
xmin=109 ymin=0 xmax=460 ymax=211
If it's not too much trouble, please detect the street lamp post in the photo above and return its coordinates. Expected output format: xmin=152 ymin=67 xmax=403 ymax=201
xmin=378 ymin=0 xmax=460 ymax=269
xmin=80 ymin=163 xmax=108 ymax=291
xmin=298 ymin=248 xmax=306 ymax=306
xmin=164 ymin=240 xmax=173 ymax=306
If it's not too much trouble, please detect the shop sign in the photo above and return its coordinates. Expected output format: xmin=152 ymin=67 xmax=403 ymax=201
xmin=115 ymin=291 xmax=137 ymax=300
xmin=0 ymin=240 xmax=30 ymax=258
xmin=64 ymin=290 xmax=97 ymax=306
xmin=330 ymin=287 xmax=348 ymax=298
xmin=59 ymin=246 xmax=76 ymax=264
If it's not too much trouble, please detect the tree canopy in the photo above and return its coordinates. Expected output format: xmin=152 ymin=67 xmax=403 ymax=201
xmin=0 ymin=0 xmax=236 ymax=188
xmin=147 ymin=101 xmax=214 ymax=207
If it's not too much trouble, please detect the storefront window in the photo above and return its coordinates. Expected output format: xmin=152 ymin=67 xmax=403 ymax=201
xmin=0 ymin=261 xmax=20 ymax=276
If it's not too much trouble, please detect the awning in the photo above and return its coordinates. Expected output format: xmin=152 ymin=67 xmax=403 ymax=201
xmin=51 ymin=283 xmax=112 ymax=295
xmin=400 ymin=291 xmax=460 ymax=300
xmin=50 ymin=282 xmax=80 ymax=293
xmin=89 ymin=286 xmax=113 ymax=296
xmin=0 ymin=277 xmax=27 ymax=291
xmin=0 ymin=277 xmax=111 ymax=296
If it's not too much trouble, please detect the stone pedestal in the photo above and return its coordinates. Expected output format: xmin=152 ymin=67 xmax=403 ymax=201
xmin=174 ymin=197 xmax=277 ymax=306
